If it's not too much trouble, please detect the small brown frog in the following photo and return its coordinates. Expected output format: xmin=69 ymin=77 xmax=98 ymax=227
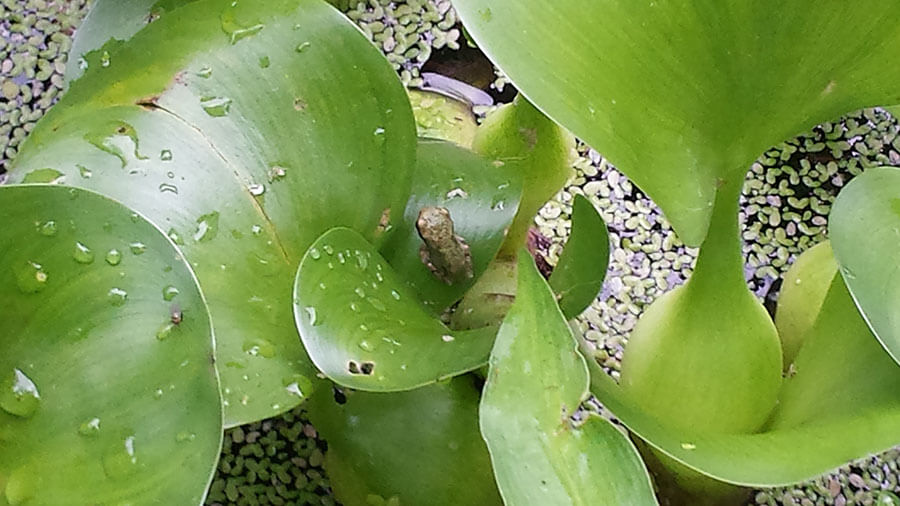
xmin=416 ymin=206 xmax=473 ymax=285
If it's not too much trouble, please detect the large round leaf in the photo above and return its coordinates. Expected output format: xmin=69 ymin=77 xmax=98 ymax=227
xmin=830 ymin=167 xmax=900 ymax=366
xmin=293 ymin=227 xmax=496 ymax=391
xmin=585 ymin=273 xmax=900 ymax=487
xmin=481 ymin=253 xmax=657 ymax=506
xmin=0 ymin=185 xmax=221 ymax=504
xmin=452 ymin=0 xmax=900 ymax=245
xmin=10 ymin=0 xmax=417 ymax=426
xmin=308 ymin=378 xmax=502 ymax=506
xmin=379 ymin=139 xmax=521 ymax=311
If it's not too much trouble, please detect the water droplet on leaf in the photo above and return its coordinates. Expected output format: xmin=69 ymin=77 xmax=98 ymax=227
xmin=78 ymin=417 xmax=101 ymax=437
xmin=0 ymin=369 xmax=41 ymax=417
xmin=107 ymin=287 xmax=127 ymax=306
xmin=200 ymin=96 xmax=232 ymax=117
xmin=103 ymin=435 xmax=138 ymax=479
xmin=193 ymin=211 xmax=220 ymax=242
xmin=14 ymin=261 xmax=48 ymax=293
xmin=39 ymin=220 xmax=57 ymax=236
xmin=73 ymin=242 xmax=95 ymax=264
xmin=158 ymin=182 xmax=178 ymax=194
xmin=105 ymin=249 xmax=122 ymax=266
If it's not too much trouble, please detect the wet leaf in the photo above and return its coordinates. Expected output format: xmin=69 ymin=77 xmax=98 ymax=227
xmin=308 ymin=377 xmax=502 ymax=506
xmin=453 ymin=0 xmax=900 ymax=245
xmin=480 ymin=253 xmax=657 ymax=505
xmin=830 ymin=167 xmax=900 ymax=366
xmin=379 ymin=139 xmax=521 ymax=311
xmin=65 ymin=0 xmax=197 ymax=83
xmin=548 ymin=194 xmax=610 ymax=319
xmin=0 ymin=185 xmax=221 ymax=504
xmin=293 ymin=227 xmax=496 ymax=391
xmin=11 ymin=0 xmax=417 ymax=426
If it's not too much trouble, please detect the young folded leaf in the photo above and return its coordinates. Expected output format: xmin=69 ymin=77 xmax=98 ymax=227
xmin=480 ymin=253 xmax=657 ymax=506
xmin=0 ymin=185 xmax=221 ymax=505
xmin=293 ymin=227 xmax=497 ymax=392
xmin=548 ymin=194 xmax=610 ymax=319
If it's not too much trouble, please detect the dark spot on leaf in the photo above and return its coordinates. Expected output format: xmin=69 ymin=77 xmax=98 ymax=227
xmin=347 ymin=360 xmax=360 ymax=374
xmin=332 ymin=386 xmax=347 ymax=404
xmin=360 ymin=362 xmax=375 ymax=375
xmin=293 ymin=98 xmax=307 ymax=111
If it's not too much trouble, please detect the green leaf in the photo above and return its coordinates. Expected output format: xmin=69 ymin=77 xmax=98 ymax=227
xmin=11 ymin=0 xmax=417 ymax=426
xmin=472 ymin=95 xmax=574 ymax=257
xmin=308 ymin=377 xmax=502 ymax=506
xmin=480 ymin=253 xmax=657 ymax=506
xmin=585 ymin=274 xmax=900 ymax=487
xmin=452 ymin=0 xmax=900 ymax=245
xmin=548 ymin=194 xmax=610 ymax=319
xmin=293 ymin=227 xmax=496 ymax=391
xmin=774 ymin=241 xmax=837 ymax=369
xmin=830 ymin=167 xmax=900 ymax=366
xmin=379 ymin=139 xmax=521 ymax=311
xmin=408 ymin=90 xmax=479 ymax=148
xmin=65 ymin=0 xmax=198 ymax=83
xmin=0 ymin=185 xmax=221 ymax=504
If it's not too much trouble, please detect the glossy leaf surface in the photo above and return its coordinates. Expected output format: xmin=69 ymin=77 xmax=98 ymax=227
xmin=480 ymin=254 xmax=657 ymax=505
xmin=11 ymin=0 xmax=416 ymax=425
xmin=549 ymin=194 xmax=610 ymax=319
xmin=0 ymin=185 xmax=221 ymax=505
xmin=65 ymin=0 xmax=195 ymax=83
xmin=380 ymin=139 xmax=521 ymax=311
xmin=453 ymin=0 xmax=900 ymax=245
xmin=586 ymin=274 xmax=900 ymax=487
xmin=830 ymin=167 xmax=900 ymax=365
xmin=294 ymin=227 xmax=496 ymax=391
xmin=308 ymin=378 xmax=502 ymax=506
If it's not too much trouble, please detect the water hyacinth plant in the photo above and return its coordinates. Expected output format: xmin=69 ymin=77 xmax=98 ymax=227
xmin=3 ymin=0 xmax=900 ymax=504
